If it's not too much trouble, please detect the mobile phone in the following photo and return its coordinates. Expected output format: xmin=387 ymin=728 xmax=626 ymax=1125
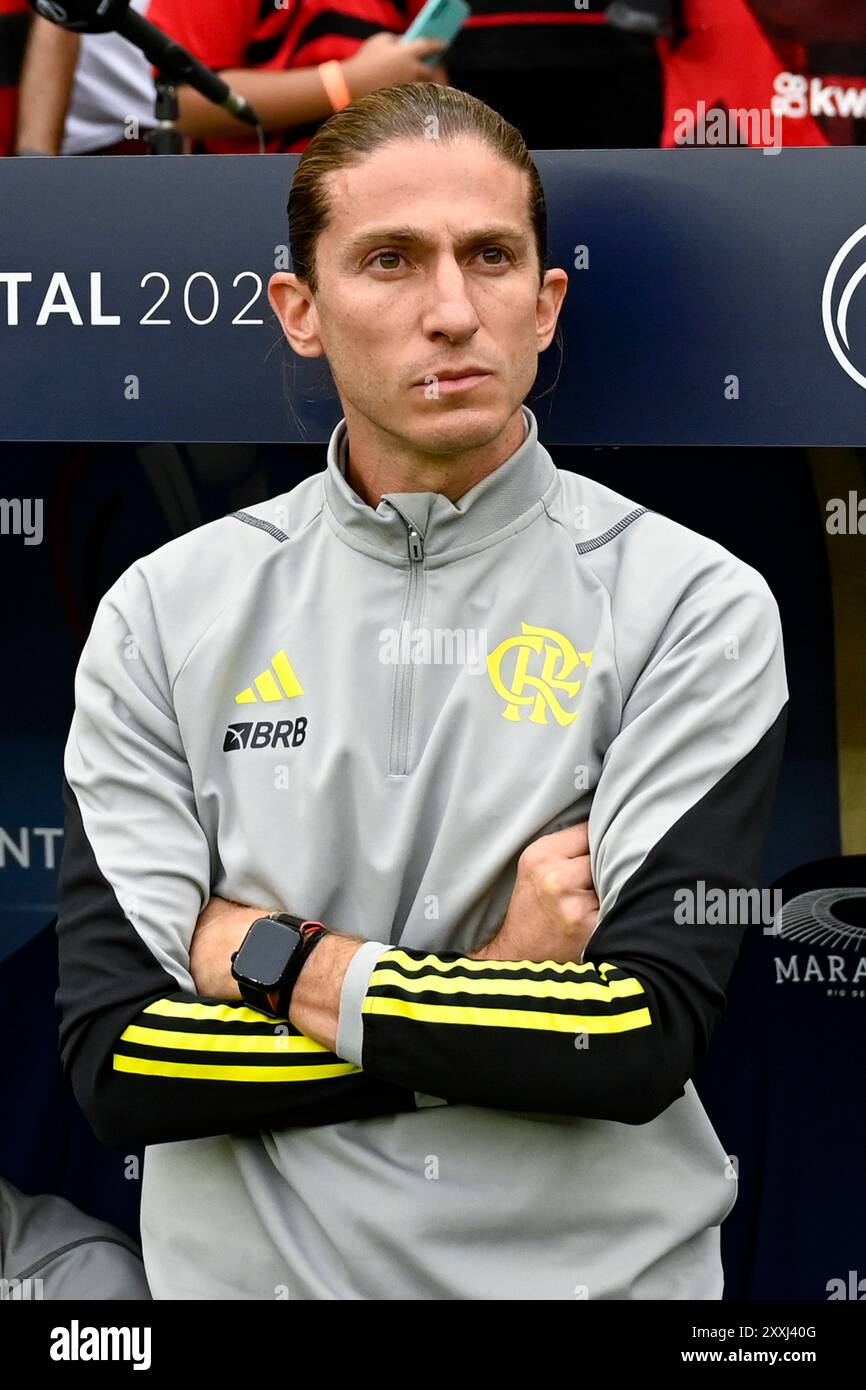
xmin=400 ymin=0 xmax=471 ymax=66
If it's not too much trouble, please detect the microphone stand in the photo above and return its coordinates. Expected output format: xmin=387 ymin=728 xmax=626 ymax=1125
xmin=148 ymin=74 xmax=184 ymax=155
xmin=146 ymin=70 xmax=265 ymax=154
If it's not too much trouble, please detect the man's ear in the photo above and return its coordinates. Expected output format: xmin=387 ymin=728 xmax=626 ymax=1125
xmin=536 ymin=269 xmax=569 ymax=354
xmin=268 ymin=272 xmax=326 ymax=359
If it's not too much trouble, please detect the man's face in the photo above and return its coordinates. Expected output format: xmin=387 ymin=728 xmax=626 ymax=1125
xmin=270 ymin=136 xmax=567 ymax=458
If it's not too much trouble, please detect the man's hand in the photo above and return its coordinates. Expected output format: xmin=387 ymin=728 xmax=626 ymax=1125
xmin=341 ymin=34 xmax=448 ymax=99
xmin=470 ymin=823 xmax=600 ymax=964
xmin=189 ymin=819 xmax=598 ymax=1037
xmin=189 ymin=896 xmax=278 ymax=999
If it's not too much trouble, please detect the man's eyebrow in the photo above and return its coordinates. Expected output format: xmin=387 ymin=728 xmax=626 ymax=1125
xmin=342 ymin=225 xmax=530 ymax=258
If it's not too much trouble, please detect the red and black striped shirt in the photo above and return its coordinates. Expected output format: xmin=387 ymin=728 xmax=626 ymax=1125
xmin=143 ymin=0 xmax=428 ymax=153
xmin=0 ymin=0 xmax=31 ymax=156
xmin=141 ymin=0 xmax=655 ymax=153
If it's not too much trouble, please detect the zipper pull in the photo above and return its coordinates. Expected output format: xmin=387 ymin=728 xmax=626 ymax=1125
xmin=407 ymin=526 xmax=424 ymax=562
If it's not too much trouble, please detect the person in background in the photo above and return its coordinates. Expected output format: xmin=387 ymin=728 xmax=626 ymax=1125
xmin=142 ymin=0 xmax=448 ymax=153
xmin=15 ymin=0 xmax=156 ymax=156
xmin=446 ymin=0 xmax=668 ymax=150
xmin=0 ymin=0 xmax=31 ymax=155
xmin=658 ymin=0 xmax=866 ymax=149
xmin=0 ymin=1176 xmax=151 ymax=1298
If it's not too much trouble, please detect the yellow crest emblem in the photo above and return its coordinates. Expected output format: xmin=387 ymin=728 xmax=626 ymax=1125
xmin=487 ymin=623 xmax=592 ymax=725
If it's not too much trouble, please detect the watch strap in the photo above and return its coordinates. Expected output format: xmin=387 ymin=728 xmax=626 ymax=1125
xmin=269 ymin=919 xmax=329 ymax=1018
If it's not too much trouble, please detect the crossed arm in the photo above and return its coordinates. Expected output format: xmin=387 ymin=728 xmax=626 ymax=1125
xmin=56 ymin=559 xmax=788 ymax=1148
xmin=187 ymin=822 xmax=601 ymax=1055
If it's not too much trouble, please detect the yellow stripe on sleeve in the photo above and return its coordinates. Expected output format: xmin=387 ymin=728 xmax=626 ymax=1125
xmin=113 ymin=1055 xmax=361 ymax=1082
xmin=367 ymin=965 xmax=645 ymax=1003
xmin=361 ymin=995 xmax=652 ymax=1034
xmin=142 ymin=998 xmax=292 ymax=1027
xmin=379 ymin=949 xmax=605 ymax=976
xmin=119 ymin=1025 xmax=335 ymax=1054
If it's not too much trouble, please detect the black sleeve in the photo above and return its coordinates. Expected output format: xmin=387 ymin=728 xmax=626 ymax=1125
xmin=335 ymin=567 xmax=789 ymax=1124
xmin=56 ymin=569 xmax=417 ymax=1149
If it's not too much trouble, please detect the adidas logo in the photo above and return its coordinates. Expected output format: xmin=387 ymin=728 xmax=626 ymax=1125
xmin=235 ymin=649 xmax=304 ymax=704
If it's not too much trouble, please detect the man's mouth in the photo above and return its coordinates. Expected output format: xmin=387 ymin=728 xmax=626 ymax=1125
xmin=412 ymin=371 xmax=492 ymax=395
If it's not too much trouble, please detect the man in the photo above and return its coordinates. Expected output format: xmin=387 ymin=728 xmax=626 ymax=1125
xmin=57 ymin=81 xmax=788 ymax=1299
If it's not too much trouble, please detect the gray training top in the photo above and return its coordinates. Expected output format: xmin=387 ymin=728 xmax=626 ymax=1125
xmin=56 ymin=405 xmax=789 ymax=1299
xmin=0 ymin=1177 xmax=150 ymax=1299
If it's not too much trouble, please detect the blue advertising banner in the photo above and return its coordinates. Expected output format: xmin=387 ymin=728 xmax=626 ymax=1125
xmin=1 ymin=147 xmax=866 ymax=444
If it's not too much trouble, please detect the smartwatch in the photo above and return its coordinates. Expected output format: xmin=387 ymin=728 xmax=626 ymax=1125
xmin=230 ymin=911 xmax=328 ymax=1018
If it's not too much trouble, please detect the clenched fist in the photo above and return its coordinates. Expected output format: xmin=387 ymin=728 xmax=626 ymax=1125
xmin=471 ymin=822 xmax=600 ymax=965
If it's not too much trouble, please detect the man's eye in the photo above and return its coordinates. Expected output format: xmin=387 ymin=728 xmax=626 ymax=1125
xmin=367 ymin=246 xmax=512 ymax=271
xmin=370 ymin=250 xmax=404 ymax=271
xmin=479 ymin=246 xmax=510 ymax=265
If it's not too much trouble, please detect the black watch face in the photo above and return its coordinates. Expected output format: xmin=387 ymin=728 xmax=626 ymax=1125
xmin=233 ymin=918 xmax=300 ymax=989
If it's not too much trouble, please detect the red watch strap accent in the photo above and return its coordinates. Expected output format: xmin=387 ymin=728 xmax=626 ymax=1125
xmin=299 ymin=920 xmax=326 ymax=936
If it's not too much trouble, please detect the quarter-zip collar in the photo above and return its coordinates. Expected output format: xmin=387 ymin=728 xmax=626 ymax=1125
xmin=322 ymin=405 xmax=558 ymax=565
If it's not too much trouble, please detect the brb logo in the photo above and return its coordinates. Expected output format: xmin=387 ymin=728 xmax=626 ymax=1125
xmin=822 ymin=224 xmax=866 ymax=391
xmin=223 ymin=718 xmax=308 ymax=752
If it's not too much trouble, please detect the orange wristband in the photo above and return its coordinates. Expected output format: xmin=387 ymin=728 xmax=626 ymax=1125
xmin=318 ymin=60 xmax=352 ymax=113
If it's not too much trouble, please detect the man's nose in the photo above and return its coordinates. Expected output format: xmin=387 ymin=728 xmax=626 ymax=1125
xmin=420 ymin=257 xmax=481 ymax=338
